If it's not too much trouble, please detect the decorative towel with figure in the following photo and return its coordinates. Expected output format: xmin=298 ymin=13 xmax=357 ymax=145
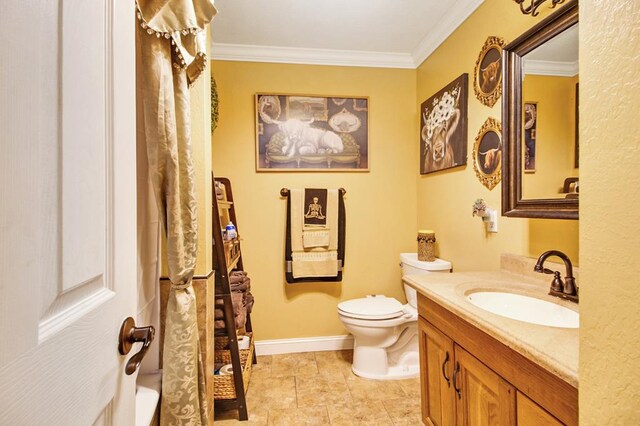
xmin=285 ymin=188 xmax=346 ymax=283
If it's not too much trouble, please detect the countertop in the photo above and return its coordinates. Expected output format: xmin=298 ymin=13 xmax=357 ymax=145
xmin=403 ymin=256 xmax=579 ymax=388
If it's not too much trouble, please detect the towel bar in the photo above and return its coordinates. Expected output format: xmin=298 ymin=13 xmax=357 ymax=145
xmin=280 ymin=187 xmax=346 ymax=197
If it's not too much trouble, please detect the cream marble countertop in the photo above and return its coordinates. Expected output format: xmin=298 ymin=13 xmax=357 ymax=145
xmin=403 ymin=255 xmax=579 ymax=387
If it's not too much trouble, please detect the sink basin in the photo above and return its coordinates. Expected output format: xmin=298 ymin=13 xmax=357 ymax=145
xmin=467 ymin=291 xmax=579 ymax=328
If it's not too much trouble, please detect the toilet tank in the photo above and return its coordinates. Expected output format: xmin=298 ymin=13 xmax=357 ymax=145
xmin=400 ymin=253 xmax=452 ymax=308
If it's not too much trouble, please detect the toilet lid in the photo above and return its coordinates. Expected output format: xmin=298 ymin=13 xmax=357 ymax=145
xmin=338 ymin=296 xmax=404 ymax=320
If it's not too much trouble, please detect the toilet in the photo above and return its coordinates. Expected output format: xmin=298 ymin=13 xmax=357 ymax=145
xmin=338 ymin=253 xmax=451 ymax=380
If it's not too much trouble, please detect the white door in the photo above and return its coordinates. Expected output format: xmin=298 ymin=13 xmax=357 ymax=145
xmin=0 ymin=1 xmax=138 ymax=425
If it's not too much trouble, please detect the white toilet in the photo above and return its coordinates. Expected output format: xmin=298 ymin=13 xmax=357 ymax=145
xmin=338 ymin=253 xmax=451 ymax=380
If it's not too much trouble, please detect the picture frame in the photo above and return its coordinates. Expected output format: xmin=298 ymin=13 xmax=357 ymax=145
xmin=474 ymin=36 xmax=507 ymax=108
xmin=473 ymin=117 xmax=502 ymax=190
xmin=255 ymin=93 xmax=369 ymax=171
xmin=524 ymin=102 xmax=537 ymax=172
xmin=420 ymin=74 xmax=468 ymax=175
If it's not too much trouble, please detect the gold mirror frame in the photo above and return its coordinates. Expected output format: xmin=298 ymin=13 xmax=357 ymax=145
xmin=473 ymin=118 xmax=502 ymax=190
xmin=474 ymin=36 xmax=507 ymax=108
xmin=501 ymin=0 xmax=578 ymax=219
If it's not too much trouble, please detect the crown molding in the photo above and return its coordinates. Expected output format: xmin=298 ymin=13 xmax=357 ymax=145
xmin=210 ymin=0 xmax=484 ymax=69
xmin=524 ymin=59 xmax=579 ymax=76
xmin=411 ymin=0 xmax=485 ymax=67
xmin=211 ymin=43 xmax=415 ymax=69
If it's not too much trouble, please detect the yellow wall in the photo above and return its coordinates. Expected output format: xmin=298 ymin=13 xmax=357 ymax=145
xmin=580 ymin=1 xmax=640 ymax=424
xmin=416 ymin=0 xmax=578 ymax=271
xmin=522 ymin=75 xmax=578 ymax=199
xmin=211 ymin=61 xmax=418 ymax=339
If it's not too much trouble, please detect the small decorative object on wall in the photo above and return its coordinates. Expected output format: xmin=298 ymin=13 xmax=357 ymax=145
xmin=420 ymin=73 xmax=468 ymax=175
xmin=473 ymin=117 xmax=502 ymax=190
xmin=524 ymin=102 xmax=537 ymax=172
xmin=472 ymin=198 xmax=498 ymax=233
xmin=514 ymin=0 xmax=566 ymax=17
xmin=474 ymin=36 xmax=507 ymax=108
xmin=256 ymin=93 xmax=368 ymax=171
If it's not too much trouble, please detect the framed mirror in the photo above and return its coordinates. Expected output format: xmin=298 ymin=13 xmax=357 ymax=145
xmin=502 ymin=0 xmax=578 ymax=219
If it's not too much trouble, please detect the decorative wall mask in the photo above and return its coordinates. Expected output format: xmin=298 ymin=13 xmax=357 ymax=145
xmin=474 ymin=36 xmax=507 ymax=108
xmin=420 ymin=74 xmax=469 ymax=175
xmin=473 ymin=117 xmax=502 ymax=190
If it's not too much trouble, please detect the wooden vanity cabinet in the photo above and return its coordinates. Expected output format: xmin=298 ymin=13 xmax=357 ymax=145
xmin=418 ymin=293 xmax=577 ymax=426
xmin=419 ymin=318 xmax=516 ymax=425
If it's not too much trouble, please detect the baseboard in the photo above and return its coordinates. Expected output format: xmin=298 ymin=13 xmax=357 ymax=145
xmin=254 ymin=335 xmax=354 ymax=356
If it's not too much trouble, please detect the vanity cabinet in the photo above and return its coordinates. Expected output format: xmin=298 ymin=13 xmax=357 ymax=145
xmin=418 ymin=293 xmax=577 ymax=425
xmin=419 ymin=319 xmax=516 ymax=425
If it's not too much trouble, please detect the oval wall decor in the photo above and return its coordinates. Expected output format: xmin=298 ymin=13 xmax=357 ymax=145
xmin=473 ymin=117 xmax=502 ymax=190
xmin=474 ymin=36 xmax=507 ymax=108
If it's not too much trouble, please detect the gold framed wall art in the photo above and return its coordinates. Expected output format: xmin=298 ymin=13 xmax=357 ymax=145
xmin=474 ymin=36 xmax=507 ymax=107
xmin=255 ymin=93 xmax=369 ymax=171
xmin=473 ymin=117 xmax=502 ymax=190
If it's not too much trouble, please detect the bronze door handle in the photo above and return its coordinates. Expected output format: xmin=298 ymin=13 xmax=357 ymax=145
xmin=118 ymin=317 xmax=155 ymax=375
xmin=441 ymin=351 xmax=451 ymax=387
xmin=452 ymin=361 xmax=461 ymax=399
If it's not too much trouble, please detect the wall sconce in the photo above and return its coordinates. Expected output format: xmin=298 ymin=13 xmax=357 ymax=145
xmin=514 ymin=0 xmax=566 ymax=16
xmin=472 ymin=199 xmax=498 ymax=233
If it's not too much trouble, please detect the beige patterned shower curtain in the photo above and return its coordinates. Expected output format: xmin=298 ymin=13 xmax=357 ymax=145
xmin=135 ymin=0 xmax=216 ymax=424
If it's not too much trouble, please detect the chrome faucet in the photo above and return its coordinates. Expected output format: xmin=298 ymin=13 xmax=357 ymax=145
xmin=534 ymin=250 xmax=578 ymax=303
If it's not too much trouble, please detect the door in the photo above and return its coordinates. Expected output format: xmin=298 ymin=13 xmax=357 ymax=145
xmin=419 ymin=318 xmax=456 ymax=426
xmin=0 ymin=1 xmax=137 ymax=424
xmin=454 ymin=346 xmax=516 ymax=426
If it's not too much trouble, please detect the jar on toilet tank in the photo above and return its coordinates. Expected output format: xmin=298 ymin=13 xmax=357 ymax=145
xmin=417 ymin=230 xmax=436 ymax=262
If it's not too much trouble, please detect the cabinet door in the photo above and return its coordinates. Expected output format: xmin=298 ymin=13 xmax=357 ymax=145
xmin=517 ymin=392 xmax=564 ymax=426
xmin=454 ymin=346 xmax=516 ymax=426
xmin=419 ymin=318 xmax=456 ymax=426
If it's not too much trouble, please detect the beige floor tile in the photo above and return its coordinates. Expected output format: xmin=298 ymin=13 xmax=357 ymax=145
xmin=397 ymin=377 xmax=421 ymax=399
xmin=314 ymin=350 xmax=353 ymax=376
xmin=246 ymin=376 xmax=298 ymax=409
xmin=214 ymin=405 xmax=269 ymax=425
xmin=268 ymin=406 xmax=330 ymax=425
xmin=383 ymin=397 xmax=424 ymax=426
xmin=250 ymin=355 xmax=273 ymax=380
xmin=327 ymin=400 xmax=394 ymax=426
xmin=271 ymin=352 xmax=319 ymax=377
xmin=295 ymin=373 xmax=352 ymax=407
xmin=345 ymin=372 xmax=407 ymax=401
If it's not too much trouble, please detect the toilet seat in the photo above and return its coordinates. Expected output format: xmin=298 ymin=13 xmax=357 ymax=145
xmin=338 ymin=296 xmax=404 ymax=320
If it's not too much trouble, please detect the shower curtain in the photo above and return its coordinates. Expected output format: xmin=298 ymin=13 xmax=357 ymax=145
xmin=135 ymin=0 xmax=216 ymax=424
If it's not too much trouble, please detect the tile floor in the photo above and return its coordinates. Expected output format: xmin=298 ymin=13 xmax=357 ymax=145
xmin=214 ymin=350 xmax=424 ymax=425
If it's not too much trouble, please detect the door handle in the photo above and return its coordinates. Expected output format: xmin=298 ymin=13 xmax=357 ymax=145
xmin=118 ymin=317 xmax=155 ymax=375
xmin=452 ymin=361 xmax=461 ymax=399
xmin=441 ymin=351 xmax=451 ymax=387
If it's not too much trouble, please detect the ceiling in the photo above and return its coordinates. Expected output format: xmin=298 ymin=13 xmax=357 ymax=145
xmin=210 ymin=0 xmax=485 ymax=69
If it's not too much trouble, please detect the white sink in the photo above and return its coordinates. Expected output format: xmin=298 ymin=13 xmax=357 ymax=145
xmin=467 ymin=291 xmax=579 ymax=329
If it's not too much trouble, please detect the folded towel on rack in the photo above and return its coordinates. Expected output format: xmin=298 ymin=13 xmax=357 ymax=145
xmin=302 ymin=228 xmax=331 ymax=248
xmin=286 ymin=188 xmax=344 ymax=281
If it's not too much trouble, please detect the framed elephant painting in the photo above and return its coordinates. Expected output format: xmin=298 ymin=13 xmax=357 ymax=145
xmin=420 ymin=74 xmax=469 ymax=175
xmin=255 ymin=93 xmax=369 ymax=171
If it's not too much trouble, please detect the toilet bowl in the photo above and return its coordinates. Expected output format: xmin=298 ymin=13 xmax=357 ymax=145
xmin=338 ymin=253 xmax=451 ymax=380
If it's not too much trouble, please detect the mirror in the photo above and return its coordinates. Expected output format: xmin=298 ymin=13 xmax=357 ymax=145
xmin=502 ymin=0 xmax=578 ymax=219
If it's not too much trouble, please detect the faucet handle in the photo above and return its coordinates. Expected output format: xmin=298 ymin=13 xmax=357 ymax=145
xmin=534 ymin=265 xmax=556 ymax=275
xmin=551 ymin=271 xmax=564 ymax=292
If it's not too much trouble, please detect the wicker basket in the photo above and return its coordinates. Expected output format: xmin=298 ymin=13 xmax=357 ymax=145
xmin=417 ymin=231 xmax=436 ymax=262
xmin=213 ymin=333 xmax=254 ymax=400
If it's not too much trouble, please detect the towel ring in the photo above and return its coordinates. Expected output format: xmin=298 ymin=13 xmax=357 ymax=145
xmin=280 ymin=188 xmax=346 ymax=197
